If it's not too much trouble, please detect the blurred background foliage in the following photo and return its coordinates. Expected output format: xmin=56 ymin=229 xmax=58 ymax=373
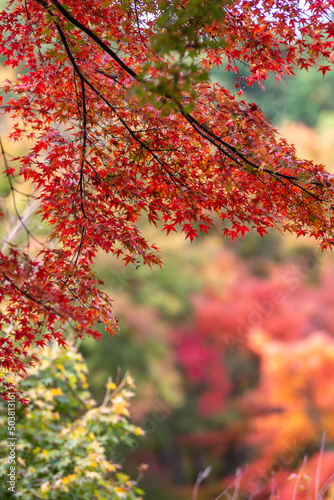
xmin=211 ymin=62 xmax=334 ymax=128
xmin=1 ymin=37 xmax=334 ymax=499
xmin=0 ymin=343 xmax=146 ymax=499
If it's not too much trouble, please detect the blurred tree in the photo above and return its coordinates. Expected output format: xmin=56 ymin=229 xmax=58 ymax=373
xmin=0 ymin=342 xmax=145 ymax=499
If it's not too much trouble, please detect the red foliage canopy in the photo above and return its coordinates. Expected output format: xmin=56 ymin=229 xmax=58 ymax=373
xmin=1 ymin=0 xmax=334 ymax=400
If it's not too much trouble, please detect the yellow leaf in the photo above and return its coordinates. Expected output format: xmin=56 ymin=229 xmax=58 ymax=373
xmin=50 ymin=387 xmax=63 ymax=397
xmin=106 ymin=381 xmax=116 ymax=390
xmin=62 ymin=474 xmax=77 ymax=485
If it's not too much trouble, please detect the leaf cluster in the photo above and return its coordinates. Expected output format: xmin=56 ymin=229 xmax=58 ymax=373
xmin=0 ymin=343 xmax=144 ymax=499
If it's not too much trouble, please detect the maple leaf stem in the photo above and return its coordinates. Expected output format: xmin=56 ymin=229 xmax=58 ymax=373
xmin=94 ymin=69 xmax=123 ymax=87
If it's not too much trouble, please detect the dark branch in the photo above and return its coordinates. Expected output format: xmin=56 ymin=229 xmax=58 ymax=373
xmin=34 ymin=0 xmax=321 ymax=203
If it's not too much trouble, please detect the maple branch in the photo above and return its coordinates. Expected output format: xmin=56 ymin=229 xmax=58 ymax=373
xmin=31 ymin=3 xmax=89 ymax=281
xmin=2 ymin=272 xmax=53 ymax=313
xmin=35 ymin=0 xmax=323 ymax=210
xmin=24 ymin=0 xmax=30 ymax=20
xmin=95 ymin=69 xmax=123 ymax=86
xmin=91 ymin=95 xmax=181 ymax=186
xmin=35 ymin=0 xmax=318 ymax=204
xmin=39 ymin=6 xmax=185 ymax=190
xmin=79 ymin=77 xmax=87 ymax=219
xmin=73 ymin=227 xmax=86 ymax=270
xmin=34 ymin=2 xmax=88 ymax=225
xmin=36 ymin=0 xmax=139 ymax=81
xmin=181 ymin=111 xmax=321 ymax=200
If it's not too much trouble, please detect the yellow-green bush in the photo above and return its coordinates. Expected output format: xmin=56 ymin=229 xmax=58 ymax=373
xmin=0 ymin=343 xmax=145 ymax=499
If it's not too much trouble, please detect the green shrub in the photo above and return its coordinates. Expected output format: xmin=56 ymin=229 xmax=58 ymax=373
xmin=0 ymin=343 xmax=145 ymax=499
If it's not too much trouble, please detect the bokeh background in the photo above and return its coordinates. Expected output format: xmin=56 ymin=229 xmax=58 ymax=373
xmin=1 ymin=9 xmax=334 ymax=498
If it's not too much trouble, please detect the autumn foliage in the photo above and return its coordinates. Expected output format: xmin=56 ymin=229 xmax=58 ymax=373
xmin=125 ymin=238 xmax=334 ymax=498
xmin=1 ymin=0 xmax=334 ymax=399
xmin=92 ymin=231 xmax=334 ymax=498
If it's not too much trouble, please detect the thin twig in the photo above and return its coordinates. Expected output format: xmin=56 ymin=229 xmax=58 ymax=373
xmin=291 ymin=456 xmax=308 ymax=500
xmin=215 ymin=469 xmax=245 ymax=500
xmin=315 ymin=430 xmax=327 ymax=499
xmin=317 ymin=472 xmax=334 ymax=500
xmin=2 ymin=200 xmax=39 ymax=254
xmin=192 ymin=466 xmax=212 ymax=500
